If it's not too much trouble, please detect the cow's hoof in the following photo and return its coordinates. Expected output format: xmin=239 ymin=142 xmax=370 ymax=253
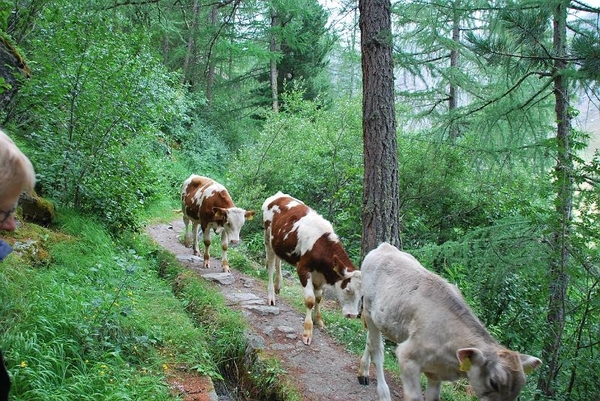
xmin=357 ymin=376 xmax=370 ymax=386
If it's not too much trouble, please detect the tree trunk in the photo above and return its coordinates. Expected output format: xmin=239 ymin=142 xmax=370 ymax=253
xmin=270 ymin=10 xmax=279 ymax=113
xmin=182 ymin=0 xmax=200 ymax=88
xmin=359 ymin=0 xmax=401 ymax=259
xmin=537 ymin=1 xmax=573 ymax=397
xmin=206 ymin=5 xmax=219 ymax=106
xmin=349 ymin=5 xmax=359 ymax=99
xmin=448 ymin=5 xmax=460 ymax=140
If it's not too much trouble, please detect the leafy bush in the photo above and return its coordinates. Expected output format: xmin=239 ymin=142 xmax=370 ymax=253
xmin=12 ymin=3 xmax=190 ymax=233
xmin=227 ymin=92 xmax=364 ymax=257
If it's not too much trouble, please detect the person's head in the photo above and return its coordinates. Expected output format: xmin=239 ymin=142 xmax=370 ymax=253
xmin=0 ymin=129 xmax=36 ymax=231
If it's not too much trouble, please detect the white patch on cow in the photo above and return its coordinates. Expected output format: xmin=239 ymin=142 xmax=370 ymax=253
xmin=224 ymin=207 xmax=248 ymax=242
xmin=284 ymin=199 xmax=302 ymax=209
xmin=262 ymin=191 xmax=287 ymax=209
xmin=262 ymin=204 xmax=279 ymax=224
xmin=292 ymin=210 xmax=339 ymax=256
xmin=192 ymin=183 xmax=222 ymax=207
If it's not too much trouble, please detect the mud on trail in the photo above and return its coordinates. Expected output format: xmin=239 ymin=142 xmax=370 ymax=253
xmin=147 ymin=219 xmax=405 ymax=401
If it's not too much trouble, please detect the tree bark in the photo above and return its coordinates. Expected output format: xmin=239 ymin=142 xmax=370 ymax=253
xmin=359 ymin=0 xmax=401 ymax=259
xmin=270 ymin=10 xmax=279 ymax=113
xmin=206 ymin=5 xmax=219 ymax=106
xmin=537 ymin=1 xmax=573 ymax=397
xmin=448 ymin=5 xmax=460 ymax=140
xmin=182 ymin=0 xmax=200 ymax=88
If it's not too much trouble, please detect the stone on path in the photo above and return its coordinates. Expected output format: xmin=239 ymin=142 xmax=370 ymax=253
xmin=201 ymin=272 xmax=235 ymax=285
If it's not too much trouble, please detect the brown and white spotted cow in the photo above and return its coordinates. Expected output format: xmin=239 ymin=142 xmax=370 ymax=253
xmin=262 ymin=191 xmax=362 ymax=345
xmin=358 ymin=242 xmax=542 ymax=401
xmin=181 ymin=175 xmax=255 ymax=273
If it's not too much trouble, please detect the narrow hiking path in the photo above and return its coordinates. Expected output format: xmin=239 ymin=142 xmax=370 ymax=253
xmin=146 ymin=219 xmax=405 ymax=401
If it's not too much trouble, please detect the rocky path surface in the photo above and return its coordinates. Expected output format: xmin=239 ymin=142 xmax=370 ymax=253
xmin=147 ymin=220 xmax=405 ymax=401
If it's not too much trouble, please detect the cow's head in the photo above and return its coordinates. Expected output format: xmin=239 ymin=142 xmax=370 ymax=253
xmin=332 ymin=256 xmax=362 ymax=318
xmin=213 ymin=207 xmax=255 ymax=244
xmin=457 ymin=348 xmax=541 ymax=401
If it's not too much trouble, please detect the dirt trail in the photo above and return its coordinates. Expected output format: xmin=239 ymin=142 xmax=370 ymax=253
xmin=146 ymin=219 xmax=405 ymax=401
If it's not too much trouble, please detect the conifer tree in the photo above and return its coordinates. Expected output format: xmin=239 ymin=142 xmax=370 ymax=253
xmin=359 ymin=0 xmax=401 ymax=257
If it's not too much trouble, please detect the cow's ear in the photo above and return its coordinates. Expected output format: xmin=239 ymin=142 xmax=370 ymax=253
xmin=457 ymin=348 xmax=484 ymax=372
xmin=213 ymin=207 xmax=228 ymax=218
xmin=332 ymin=255 xmax=345 ymax=278
xmin=520 ymin=354 xmax=542 ymax=374
xmin=245 ymin=210 xmax=256 ymax=220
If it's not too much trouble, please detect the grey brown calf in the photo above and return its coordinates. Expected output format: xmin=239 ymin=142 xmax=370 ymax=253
xmin=358 ymin=242 xmax=541 ymax=401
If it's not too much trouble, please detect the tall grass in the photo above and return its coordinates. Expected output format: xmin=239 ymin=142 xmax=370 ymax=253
xmin=0 ymin=209 xmax=238 ymax=400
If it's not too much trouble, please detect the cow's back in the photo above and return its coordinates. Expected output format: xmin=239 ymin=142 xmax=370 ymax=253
xmin=361 ymin=242 xmax=492 ymax=346
xmin=262 ymin=192 xmax=329 ymax=265
xmin=182 ymin=175 xmax=234 ymax=223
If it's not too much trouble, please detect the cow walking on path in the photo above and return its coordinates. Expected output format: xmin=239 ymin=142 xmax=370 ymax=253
xmin=181 ymin=175 xmax=255 ymax=273
xmin=262 ymin=192 xmax=362 ymax=345
xmin=358 ymin=242 xmax=541 ymax=401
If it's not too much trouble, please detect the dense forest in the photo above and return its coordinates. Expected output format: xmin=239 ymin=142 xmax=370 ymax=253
xmin=1 ymin=0 xmax=599 ymax=400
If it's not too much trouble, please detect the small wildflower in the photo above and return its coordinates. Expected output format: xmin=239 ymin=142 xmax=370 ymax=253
xmin=163 ymin=364 xmax=169 ymax=371
xmin=20 ymin=361 xmax=27 ymax=368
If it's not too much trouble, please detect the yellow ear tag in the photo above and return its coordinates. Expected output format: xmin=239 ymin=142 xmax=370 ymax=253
xmin=247 ymin=214 xmax=254 ymax=221
xmin=523 ymin=365 xmax=534 ymax=374
xmin=459 ymin=357 xmax=472 ymax=372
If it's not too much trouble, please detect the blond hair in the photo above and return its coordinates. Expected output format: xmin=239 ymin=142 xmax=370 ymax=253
xmin=0 ymin=129 xmax=36 ymax=196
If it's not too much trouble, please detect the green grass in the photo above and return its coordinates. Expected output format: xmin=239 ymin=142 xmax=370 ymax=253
xmin=0 ymin=208 xmax=243 ymax=400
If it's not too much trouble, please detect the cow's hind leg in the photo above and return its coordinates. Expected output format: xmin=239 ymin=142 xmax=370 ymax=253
xmin=183 ymin=215 xmax=191 ymax=248
xmin=202 ymin=225 xmax=211 ymax=268
xmin=191 ymin=222 xmax=201 ymax=256
xmin=313 ymin=285 xmax=325 ymax=329
xmin=274 ymin=257 xmax=282 ymax=295
xmin=220 ymin=230 xmax=230 ymax=273
xmin=301 ymin=273 xmax=316 ymax=345
xmin=265 ymin=243 xmax=279 ymax=306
